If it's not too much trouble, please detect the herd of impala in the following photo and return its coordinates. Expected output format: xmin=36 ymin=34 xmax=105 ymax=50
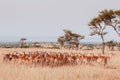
xmin=3 ymin=51 xmax=111 ymax=67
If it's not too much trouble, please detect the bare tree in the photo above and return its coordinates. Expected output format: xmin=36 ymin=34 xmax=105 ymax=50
xmin=88 ymin=17 xmax=107 ymax=54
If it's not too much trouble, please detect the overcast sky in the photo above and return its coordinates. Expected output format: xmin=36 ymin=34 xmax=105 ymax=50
xmin=0 ymin=0 xmax=120 ymax=42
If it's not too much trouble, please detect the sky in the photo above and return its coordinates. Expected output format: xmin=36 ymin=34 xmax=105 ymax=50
xmin=0 ymin=0 xmax=120 ymax=42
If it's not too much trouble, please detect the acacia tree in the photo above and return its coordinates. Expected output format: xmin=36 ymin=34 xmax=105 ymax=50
xmin=105 ymin=40 xmax=117 ymax=51
xmin=19 ymin=38 xmax=27 ymax=48
xmin=99 ymin=9 xmax=120 ymax=37
xmin=88 ymin=17 xmax=108 ymax=54
xmin=57 ymin=36 xmax=66 ymax=49
xmin=57 ymin=29 xmax=84 ymax=50
xmin=70 ymin=32 xmax=85 ymax=50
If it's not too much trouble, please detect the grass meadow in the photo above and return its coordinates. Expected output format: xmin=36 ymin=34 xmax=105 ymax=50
xmin=0 ymin=48 xmax=120 ymax=80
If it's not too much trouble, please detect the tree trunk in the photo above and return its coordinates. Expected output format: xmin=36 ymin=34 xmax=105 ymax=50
xmin=101 ymin=35 xmax=105 ymax=54
xmin=118 ymin=43 xmax=120 ymax=51
xmin=76 ymin=43 xmax=79 ymax=50
xmin=60 ymin=42 xmax=64 ymax=50
xmin=60 ymin=44 xmax=62 ymax=50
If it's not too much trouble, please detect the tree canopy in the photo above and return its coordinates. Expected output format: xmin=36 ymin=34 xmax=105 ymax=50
xmin=58 ymin=29 xmax=84 ymax=50
xmin=98 ymin=9 xmax=120 ymax=37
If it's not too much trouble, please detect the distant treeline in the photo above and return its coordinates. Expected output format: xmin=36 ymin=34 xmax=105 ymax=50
xmin=0 ymin=41 xmax=100 ymax=48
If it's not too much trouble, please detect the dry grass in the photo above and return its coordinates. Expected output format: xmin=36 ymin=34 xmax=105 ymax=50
xmin=0 ymin=48 xmax=120 ymax=80
xmin=0 ymin=63 xmax=106 ymax=80
xmin=107 ymin=51 xmax=120 ymax=69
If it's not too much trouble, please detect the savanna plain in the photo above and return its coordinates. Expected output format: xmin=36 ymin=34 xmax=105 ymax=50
xmin=0 ymin=48 xmax=120 ymax=80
